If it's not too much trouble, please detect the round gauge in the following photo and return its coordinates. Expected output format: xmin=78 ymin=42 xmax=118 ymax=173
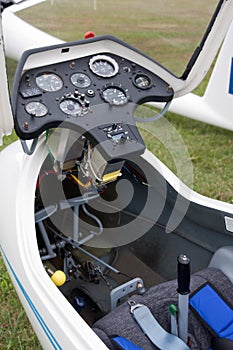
xmin=25 ymin=101 xmax=48 ymax=117
xmin=36 ymin=72 xmax=63 ymax=92
xmin=133 ymin=74 xmax=152 ymax=89
xmin=71 ymin=73 xmax=91 ymax=88
xmin=89 ymin=55 xmax=119 ymax=77
xmin=101 ymin=84 xmax=130 ymax=106
xmin=59 ymin=99 xmax=82 ymax=116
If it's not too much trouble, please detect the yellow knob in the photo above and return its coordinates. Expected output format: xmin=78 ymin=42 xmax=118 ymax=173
xmin=51 ymin=270 xmax=66 ymax=287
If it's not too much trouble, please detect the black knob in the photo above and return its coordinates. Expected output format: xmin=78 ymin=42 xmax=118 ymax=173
xmin=112 ymin=123 xmax=117 ymax=130
xmin=120 ymin=134 xmax=128 ymax=143
xmin=74 ymin=90 xmax=80 ymax=98
xmin=177 ymin=254 xmax=190 ymax=295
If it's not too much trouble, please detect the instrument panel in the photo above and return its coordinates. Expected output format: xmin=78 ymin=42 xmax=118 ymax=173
xmin=12 ymin=36 xmax=174 ymax=159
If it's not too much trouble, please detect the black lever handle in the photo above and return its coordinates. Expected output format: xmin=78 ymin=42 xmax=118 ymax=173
xmin=177 ymin=254 xmax=190 ymax=295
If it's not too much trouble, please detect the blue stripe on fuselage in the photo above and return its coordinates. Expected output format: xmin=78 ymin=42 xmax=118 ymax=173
xmin=0 ymin=246 xmax=62 ymax=350
xmin=229 ymin=57 xmax=233 ymax=94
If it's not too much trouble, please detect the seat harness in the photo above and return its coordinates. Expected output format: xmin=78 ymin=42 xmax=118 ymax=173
xmin=112 ymin=300 xmax=189 ymax=350
xmin=112 ymin=283 xmax=233 ymax=350
xmin=189 ymin=282 xmax=233 ymax=349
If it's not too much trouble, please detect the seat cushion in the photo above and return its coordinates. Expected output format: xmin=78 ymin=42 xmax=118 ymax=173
xmin=93 ymin=268 xmax=233 ymax=350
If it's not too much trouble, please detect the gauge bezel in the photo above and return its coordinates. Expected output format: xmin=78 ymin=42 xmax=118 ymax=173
xmin=70 ymin=72 xmax=91 ymax=88
xmin=132 ymin=73 xmax=152 ymax=90
xmin=25 ymin=101 xmax=48 ymax=117
xmin=35 ymin=72 xmax=63 ymax=92
xmin=100 ymin=83 xmax=130 ymax=106
xmin=89 ymin=54 xmax=119 ymax=78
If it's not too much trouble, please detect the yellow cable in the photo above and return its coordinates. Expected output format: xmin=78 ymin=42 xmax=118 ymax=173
xmin=70 ymin=173 xmax=91 ymax=188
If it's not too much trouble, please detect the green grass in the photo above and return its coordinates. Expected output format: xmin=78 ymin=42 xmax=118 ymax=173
xmin=16 ymin=0 xmax=218 ymax=76
xmin=1 ymin=0 xmax=232 ymax=348
xmin=0 ymin=256 xmax=41 ymax=349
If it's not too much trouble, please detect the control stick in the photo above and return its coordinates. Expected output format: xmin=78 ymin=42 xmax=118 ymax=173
xmin=177 ymin=254 xmax=190 ymax=344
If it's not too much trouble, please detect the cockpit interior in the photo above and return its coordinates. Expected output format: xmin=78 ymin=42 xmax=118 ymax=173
xmin=5 ymin=4 xmax=233 ymax=347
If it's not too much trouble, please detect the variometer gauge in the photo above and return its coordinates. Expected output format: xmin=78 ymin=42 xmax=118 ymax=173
xmin=59 ymin=98 xmax=82 ymax=116
xmin=89 ymin=55 xmax=119 ymax=77
xmin=36 ymin=72 xmax=63 ymax=92
xmin=70 ymin=73 xmax=91 ymax=88
xmin=100 ymin=84 xmax=130 ymax=106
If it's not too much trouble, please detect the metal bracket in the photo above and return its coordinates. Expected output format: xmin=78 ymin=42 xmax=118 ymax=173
xmin=21 ymin=138 xmax=38 ymax=155
xmin=35 ymin=204 xmax=57 ymax=260
xmin=110 ymin=277 xmax=145 ymax=310
xmin=59 ymin=192 xmax=102 ymax=244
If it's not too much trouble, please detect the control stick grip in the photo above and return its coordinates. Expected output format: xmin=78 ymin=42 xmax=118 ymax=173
xmin=177 ymin=254 xmax=190 ymax=295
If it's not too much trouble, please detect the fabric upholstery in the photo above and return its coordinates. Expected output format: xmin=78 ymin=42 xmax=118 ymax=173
xmin=93 ymin=268 xmax=233 ymax=349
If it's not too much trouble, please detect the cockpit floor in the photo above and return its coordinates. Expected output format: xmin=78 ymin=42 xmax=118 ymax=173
xmin=109 ymin=247 xmax=165 ymax=288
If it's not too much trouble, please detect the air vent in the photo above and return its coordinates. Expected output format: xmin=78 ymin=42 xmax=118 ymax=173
xmin=61 ymin=47 xmax=70 ymax=53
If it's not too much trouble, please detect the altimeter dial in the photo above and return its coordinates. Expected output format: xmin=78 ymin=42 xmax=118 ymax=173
xmin=100 ymin=84 xmax=130 ymax=106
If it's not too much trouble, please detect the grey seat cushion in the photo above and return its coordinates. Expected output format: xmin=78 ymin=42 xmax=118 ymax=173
xmin=93 ymin=268 xmax=233 ymax=349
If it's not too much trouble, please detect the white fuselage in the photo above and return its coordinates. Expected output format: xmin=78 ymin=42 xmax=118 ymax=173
xmin=1 ymin=136 xmax=233 ymax=349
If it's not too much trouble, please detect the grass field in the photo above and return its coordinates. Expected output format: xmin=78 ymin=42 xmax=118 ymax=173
xmin=1 ymin=0 xmax=233 ymax=348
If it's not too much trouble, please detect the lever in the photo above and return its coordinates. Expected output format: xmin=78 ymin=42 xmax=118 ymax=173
xmin=177 ymin=254 xmax=190 ymax=344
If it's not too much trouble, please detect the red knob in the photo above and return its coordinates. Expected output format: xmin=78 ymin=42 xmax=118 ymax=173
xmin=84 ymin=31 xmax=95 ymax=39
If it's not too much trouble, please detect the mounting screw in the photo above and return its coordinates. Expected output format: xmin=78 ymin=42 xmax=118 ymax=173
xmin=167 ymin=85 xmax=173 ymax=92
xmin=23 ymin=122 xmax=29 ymax=130
xmin=137 ymin=281 xmax=146 ymax=295
xmin=70 ymin=61 xmax=76 ymax=69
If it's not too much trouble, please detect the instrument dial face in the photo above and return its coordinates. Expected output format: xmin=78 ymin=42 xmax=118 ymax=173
xmin=133 ymin=74 xmax=152 ymax=89
xmin=89 ymin=55 xmax=119 ymax=77
xmin=71 ymin=73 xmax=91 ymax=88
xmin=101 ymin=85 xmax=130 ymax=106
xmin=25 ymin=101 xmax=48 ymax=117
xmin=59 ymin=99 xmax=82 ymax=116
xmin=36 ymin=72 xmax=63 ymax=92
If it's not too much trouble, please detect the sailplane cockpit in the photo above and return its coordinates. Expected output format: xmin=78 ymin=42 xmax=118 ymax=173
xmin=9 ymin=31 xmax=233 ymax=349
xmin=1 ymin=1 xmax=233 ymax=349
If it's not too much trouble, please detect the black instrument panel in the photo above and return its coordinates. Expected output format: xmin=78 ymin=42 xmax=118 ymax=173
xmin=12 ymin=36 xmax=174 ymax=159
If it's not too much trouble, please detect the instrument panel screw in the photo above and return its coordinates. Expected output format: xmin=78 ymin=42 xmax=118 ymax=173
xmin=70 ymin=61 xmax=76 ymax=68
xmin=167 ymin=85 xmax=173 ymax=92
xmin=23 ymin=122 xmax=29 ymax=130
